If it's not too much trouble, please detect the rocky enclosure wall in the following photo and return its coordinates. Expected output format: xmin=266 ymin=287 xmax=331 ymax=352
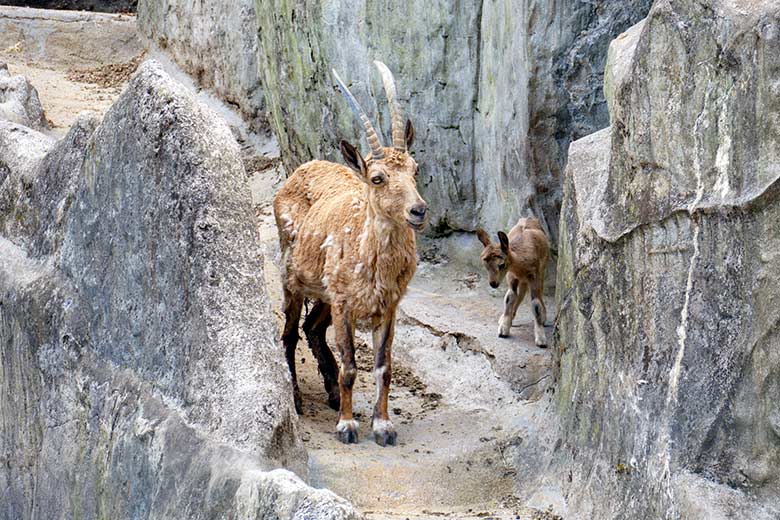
xmin=137 ymin=0 xmax=651 ymax=243
xmin=0 ymin=60 xmax=358 ymax=519
xmin=137 ymin=0 xmax=265 ymax=133
xmin=553 ymin=1 xmax=780 ymax=518
xmin=0 ymin=6 xmax=142 ymax=70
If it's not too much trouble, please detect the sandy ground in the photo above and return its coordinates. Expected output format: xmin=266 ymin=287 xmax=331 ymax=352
xmin=0 ymin=56 xmax=122 ymax=134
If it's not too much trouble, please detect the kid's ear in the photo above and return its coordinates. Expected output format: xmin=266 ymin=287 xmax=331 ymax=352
xmin=340 ymin=140 xmax=367 ymax=177
xmin=497 ymin=231 xmax=509 ymax=254
xmin=476 ymin=228 xmax=492 ymax=247
xmin=405 ymin=119 xmax=415 ymax=150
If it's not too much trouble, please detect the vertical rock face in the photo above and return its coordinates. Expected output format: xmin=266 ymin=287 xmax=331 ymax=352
xmin=554 ymin=1 xmax=780 ymax=518
xmin=137 ymin=0 xmax=266 ymax=133
xmin=0 ymin=61 xmax=359 ymax=519
xmin=138 ymin=0 xmax=649 ymax=240
xmin=254 ymin=0 xmax=650 ymax=239
xmin=0 ymin=7 xmax=142 ymax=70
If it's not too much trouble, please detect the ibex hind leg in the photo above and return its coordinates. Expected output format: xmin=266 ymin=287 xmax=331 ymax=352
xmin=303 ymin=300 xmax=340 ymax=411
xmin=529 ymin=279 xmax=547 ymax=347
xmin=282 ymin=288 xmax=304 ymax=413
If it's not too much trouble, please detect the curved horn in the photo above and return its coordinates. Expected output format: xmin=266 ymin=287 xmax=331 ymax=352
xmin=374 ymin=60 xmax=405 ymax=152
xmin=332 ymin=69 xmax=384 ymax=161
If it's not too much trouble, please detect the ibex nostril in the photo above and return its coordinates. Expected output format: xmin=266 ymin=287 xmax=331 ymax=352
xmin=410 ymin=204 xmax=427 ymax=218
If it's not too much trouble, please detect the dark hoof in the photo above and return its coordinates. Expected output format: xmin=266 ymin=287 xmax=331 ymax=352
xmin=374 ymin=429 xmax=397 ymax=447
xmin=336 ymin=420 xmax=359 ymax=444
xmin=336 ymin=429 xmax=359 ymax=444
xmin=498 ymin=332 xmax=509 ymax=338
xmin=326 ymin=393 xmax=341 ymax=412
xmin=372 ymin=419 xmax=397 ymax=447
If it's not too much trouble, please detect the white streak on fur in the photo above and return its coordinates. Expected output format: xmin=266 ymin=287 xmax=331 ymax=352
xmin=534 ymin=321 xmax=547 ymax=346
xmin=354 ymin=262 xmax=363 ymax=274
xmin=372 ymin=418 xmax=394 ymax=433
xmin=374 ymin=366 xmax=386 ymax=403
xmin=336 ymin=419 xmax=358 ymax=432
xmin=281 ymin=213 xmax=296 ymax=238
xmin=320 ymin=234 xmax=334 ymax=249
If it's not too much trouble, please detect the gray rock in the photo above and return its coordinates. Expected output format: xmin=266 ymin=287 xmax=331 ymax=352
xmin=553 ymin=1 xmax=780 ymax=518
xmin=0 ymin=120 xmax=55 ymax=243
xmin=0 ymin=114 xmax=96 ymax=255
xmin=136 ymin=0 xmax=267 ymax=134
xmin=0 ymin=63 xmax=49 ymax=131
xmin=251 ymin=0 xmax=649 ymax=239
xmin=0 ymin=60 xmax=361 ymax=519
xmin=0 ymin=7 xmax=142 ymax=70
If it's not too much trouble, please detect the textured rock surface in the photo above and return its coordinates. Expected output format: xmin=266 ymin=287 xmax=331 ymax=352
xmin=254 ymin=0 xmax=651 ymax=239
xmin=137 ymin=0 xmax=266 ymax=134
xmin=553 ymin=1 xmax=780 ymax=518
xmin=0 ymin=62 xmax=48 ymax=131
xmin=0 ymin=6 xmax=142 ymax=70
xmin=0 ymin=61 xmax=360 ymax=519
xmin=137 ymin=0 xmax=649 ymax=240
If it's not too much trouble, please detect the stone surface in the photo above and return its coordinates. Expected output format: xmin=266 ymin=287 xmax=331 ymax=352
xmin=137 ymin=0 xmax=650 ymax=241
xmin=254 ymin=0 xmax=651 ymax=240
xmin=0 ymin=6 xmax=142 ymax=70
xmin=0 ymin=60 xmax=361 ymax=519
xmin=137 ymin=0 xmax=267 ymax=134
xmin=0 ymin=62 xmax=48 ymax=131
xmin=553 ymin=1 xmax=780 ymax=518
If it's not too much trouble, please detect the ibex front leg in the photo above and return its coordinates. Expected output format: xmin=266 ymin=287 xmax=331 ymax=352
xmin=498 ymin=277 xmax=526 ymax=338
xmin=371 ymin=310 xmax=397 ymax=446
xmin=333 ymin=305 xmax=359 ymax=444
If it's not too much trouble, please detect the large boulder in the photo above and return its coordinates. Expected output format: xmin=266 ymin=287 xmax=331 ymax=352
xmin=553 ymin=1 xmax=780 ymax=518
xmin=0 ymin=60 xmax=360 ymax=519
xmin=0 ymin=63 xmax=48 ymax=131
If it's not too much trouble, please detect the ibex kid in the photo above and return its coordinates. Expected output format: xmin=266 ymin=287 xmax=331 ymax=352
xmin=476 ymin=218 xmax=549 ymax=346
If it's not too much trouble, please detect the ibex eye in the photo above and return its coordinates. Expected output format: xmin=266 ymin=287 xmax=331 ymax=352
xmin=371 ymin=176 xmax=383 ymax=185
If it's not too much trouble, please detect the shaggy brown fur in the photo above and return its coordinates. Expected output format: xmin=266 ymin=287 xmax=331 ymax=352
xmin=476 ymin=217 xmax=550 ymax=345
xmin=273 ymin=64 xmax=424 ymax=446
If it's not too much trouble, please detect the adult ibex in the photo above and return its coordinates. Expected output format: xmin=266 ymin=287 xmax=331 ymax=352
xmin=273 ymin=61 xmax=426 ymax=446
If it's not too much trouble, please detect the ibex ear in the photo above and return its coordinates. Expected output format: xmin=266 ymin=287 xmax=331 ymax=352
xmin=340 ymin=140 xmax=367 ymax=177
xmin=497 ymin=231 xmax=509 ymax=254
xmin=405 ymin=119 xmax=415 ymax=150
xmin=476 ymin=228 xmax=491 ymax=247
